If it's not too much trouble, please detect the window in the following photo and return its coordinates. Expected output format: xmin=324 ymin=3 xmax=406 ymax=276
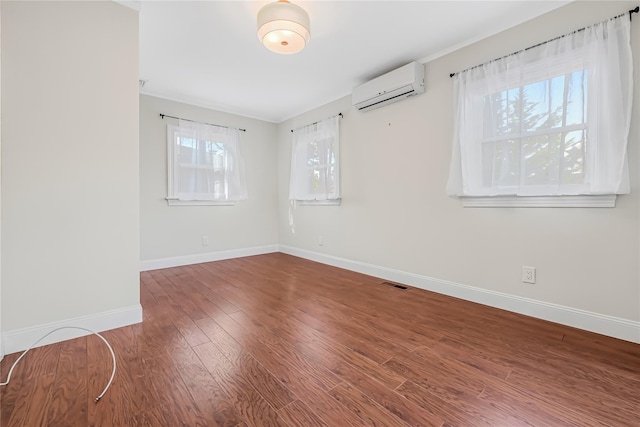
xmin=447 ymin=16 xmax=632 ymax=206
xmin=167 ymin=120 xmax=247 ymax=206
xmin=289 ymin=115 xmax=340 ymax=203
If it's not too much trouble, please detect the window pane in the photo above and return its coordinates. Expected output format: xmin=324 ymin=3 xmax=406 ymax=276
xmin=328 ymin=165 xmax=336 ymax=194
xmin=562 ymin=130 xmax=586 ymax=184
xmin=523 ymin=134 xmax=561 ymax=186
xmin=483 ymin=94 xmax=499 ymax=138
xmin=324 ymin=137 xmax=336 ymax=166
xmin=480 ymin=72 xmax=588 ymax=191
xmin=549 ymin=75 xmax=565 ymax=129
xmin=178 ymin=138 xmax=226 ymax=168
xmin=483 ymin=139 xmax=520 ymax=188
xmin=306 ymin=169 xmax=320 ymax=193
xmin=523 ymin=80 xmax=549 ymax=132
xmin=484 ymin=87 xmax=529 ymax=138
xmin=168 ymin=123 xmax=246 ymax=202
xmin=178 ymin=169 xmax=221 ymax=194
xmin=449 ymin=16 xmax=631 ymax=197
xmin=504 ymin=88 xmax=521 ymax=136
xmin=565 ymin=70 xmax=587 ymax=127
xmin=290 ymin=116 xmax=340 ymax=201
xmin=307 ymin=141 xmax=320 ymax=166
xmin=178 ymin=168 xmax=196 ymax=193
xmin=178 ymin=138 xmax=196 ymax=163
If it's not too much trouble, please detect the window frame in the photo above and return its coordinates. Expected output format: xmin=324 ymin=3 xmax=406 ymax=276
xmin=289 ymin=116 xmax=341 ymax=204
xmin=467 ymin=57 xmax=591 ymax=198
xmin=166 ymin=123 xmax=241 ymax=206
xmin=447 ymin=17 xmax=631 ymax=208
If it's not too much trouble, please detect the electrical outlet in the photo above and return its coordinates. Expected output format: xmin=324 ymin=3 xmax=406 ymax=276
xmin=522 ymin=266 xmax=536 ymax=284
xmin=202 ymin=235 xmax=209 ymax=246
xmin=318 ymin=235 xmax=324 ymax=246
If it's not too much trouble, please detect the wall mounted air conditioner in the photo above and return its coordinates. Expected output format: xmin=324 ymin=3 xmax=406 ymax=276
xmin=352 ymin=61 xmax=425 ymax=112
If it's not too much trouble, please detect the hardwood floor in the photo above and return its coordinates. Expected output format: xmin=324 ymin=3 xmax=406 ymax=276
xmin=1 ymin=253 xmax=638 ymax=426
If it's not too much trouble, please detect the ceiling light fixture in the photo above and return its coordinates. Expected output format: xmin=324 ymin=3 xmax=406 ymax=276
xmin=257 ymin=0 xmax=310 ymax=54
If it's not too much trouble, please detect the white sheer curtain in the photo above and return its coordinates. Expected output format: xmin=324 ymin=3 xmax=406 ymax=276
xmin=447 ymin=15 xmax=632 ymax=197
xmin=289 ymin=116 xmax=340 ymax=201
xmin=170 ymin=120 xmax=247 ymax=201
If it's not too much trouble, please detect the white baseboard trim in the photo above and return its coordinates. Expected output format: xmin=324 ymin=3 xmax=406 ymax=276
xmin=279 ymin=245 xmax=640 ymax=344
xmin=1 ymin=304 xmax=143 ymax=355
xmin=140 ymin=245 xmax=279 ymax=271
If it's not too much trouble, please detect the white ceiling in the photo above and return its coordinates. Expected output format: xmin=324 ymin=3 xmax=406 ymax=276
xmin=138 ymin=1 xmax=571 ymax=123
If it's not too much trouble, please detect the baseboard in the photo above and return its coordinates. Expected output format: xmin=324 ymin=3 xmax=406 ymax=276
xmin=1 ymin=304 xmax=143 ymax=355
xmin=279 ymin=245 xmax=640 ymax=344
xmin=140 ymin=245 xmax=279 ymax=271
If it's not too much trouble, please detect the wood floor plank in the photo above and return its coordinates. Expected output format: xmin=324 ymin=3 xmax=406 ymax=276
xmin=236 ymin=336 xmax=370 ymax=427
xmin=3 ymin=344 xmax=61 ymax=426
xmin=277 ymin=399 xmax=329 ymax=427
xmin=247 ymin=331 xmax=342 ymax=391
xmin=176 ymin=358 xmax=243 ymax=427
xmin=505 ymin=367 xmax=640 ymax=425
xmin=395 ymin=379 xmax=524 ymax=427
xmin=17 ymin=342 xmax=61 ymax=379
xmin=87 ymin=333 xmax=137 ymax=427
xmin=236 ymin=351 xmax=297 ymax=411
xmin=476 ymin=384 xmax=584 ymax=427
xmin=152 ymin=269 xmax=210 ymax=322
xmin=384 ymin=357 xmax=498 ymax=421
xmin=384 ymin=346 xmax=488 ymax=397
xmin=0 ymin=352 xmax=23 ymax=424
xmin=192 ymin=341 xmax=289 ymax=427
xmin=427 ymin=339 xmax=512 ymax=381
xmin=334 ymin=364 xmax=444 ymax=427
xmin=294 ymin=333 xmax=407 ymax=390
xmin=142 ymin=356 xmax=210 ymax=426
xmin=285 ymin=307 xmax=396 ymax=364
xmin=46 ymin=337 xmax=88 ymax=426
xmin=195 ymin=316 xmax=246 ymax=360
xmin=523 ymin=345 xmax=640 ymax=409
xmin=101 ymin=326 xmax=156 ymax=417
xmin=0 ymin=253 xmax=638 ymax=426
xmin=328 ymin=381 xmax=410 ymax=427
xmin=5 ymin=373 xmax=56 ymax=427
xmin=184 ymin=264 xmax=243 ymax=314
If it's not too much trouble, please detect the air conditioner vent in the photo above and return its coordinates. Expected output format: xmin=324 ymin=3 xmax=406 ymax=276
xmin=352 ymin=61 xmax=425 ymax=112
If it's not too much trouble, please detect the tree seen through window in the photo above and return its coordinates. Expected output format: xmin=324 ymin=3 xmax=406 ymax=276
xmin=482 ymin=70 xmax=587 ymax=190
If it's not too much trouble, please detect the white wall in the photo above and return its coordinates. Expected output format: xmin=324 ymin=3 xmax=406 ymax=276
xmin=277 ymin=1 xmax=640 ymax=341
xmin=139 ymin=95 xmax=279 ymax=269
xmin=1 ymin=1 xmax=141 ymax=352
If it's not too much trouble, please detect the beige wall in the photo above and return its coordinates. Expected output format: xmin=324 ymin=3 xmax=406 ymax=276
xmin=278 ymin=1 xmax=640 ymax=326
xmin=139 ymin=95 xmax=279 ymax=263
xmin=1 ymin=1 xmax=140 ymax=333
xmin=10 ymin=1 xmax=636 ymax=352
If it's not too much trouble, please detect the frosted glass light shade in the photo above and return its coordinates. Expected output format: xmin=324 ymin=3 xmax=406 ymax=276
xmin=257 ymin=1 xmax=310 ymax=54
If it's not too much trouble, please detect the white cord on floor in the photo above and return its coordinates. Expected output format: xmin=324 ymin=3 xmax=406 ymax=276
xmin=0 ymin=326 xmax=116 ymax=402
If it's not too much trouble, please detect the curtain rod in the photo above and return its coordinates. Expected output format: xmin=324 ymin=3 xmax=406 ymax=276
xmin=159 ymin=114 xmax=247 ymax=132
xmin=291 ymin=113 xmax=343 ymax=133
xmin=449 ymin=6 xmax=639 ymax=78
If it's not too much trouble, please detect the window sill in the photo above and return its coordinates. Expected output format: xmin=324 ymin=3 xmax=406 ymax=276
xmin=298 ymin=199 xmax=342 ymax=206
xmin=460 ymin=195 xmax=616 ymax=208
xmin=166 ymin=198 xmax=235 ymax=206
